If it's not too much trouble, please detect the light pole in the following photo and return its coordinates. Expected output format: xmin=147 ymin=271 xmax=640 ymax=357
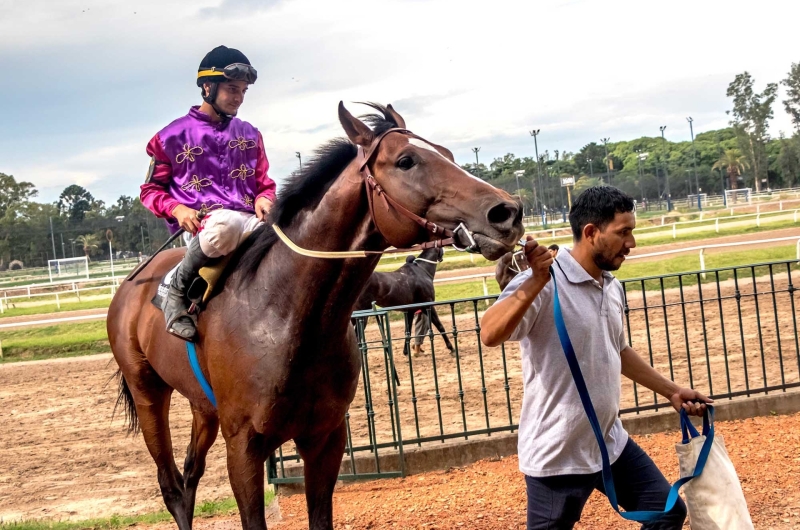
xmin=472 ymin=147 xmax=481 ymax=179
xmin=715 ymin=132 xmax=727 ymax=205
xmin=636 ymin=150 xmax=647 ymax=203
xmin=69 ymin=239 xmax=76 ymax=258
xmin=587 ymin=157 xmax=594 ymax=179
xmin=296 ymin=152 xmax=302 ymax=171
xmin=660 ymin=125 xmax=672 ymax=211
xmin=513 ymin=169 xmax=526 ymax=215
xmin=60 ymin=233 xmax=66 ymax=259
xmin=601 ymin=137 xmax=611 ymax=184
xmin=140 ymin=225 xmax=147 ymax=254
xmin=530 ymin=129 xmax=546 ymax=228
xmin=687 ymin=117 xmax=701 ymax=210
xmin=49 ymin=216 xmax=57 ymax=263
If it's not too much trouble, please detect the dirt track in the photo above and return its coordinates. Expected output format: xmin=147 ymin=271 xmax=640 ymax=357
xmin=267 ymin=413 xmax=800 ymax=530
xmin=2 ymin=228 xmax=800 ymax=524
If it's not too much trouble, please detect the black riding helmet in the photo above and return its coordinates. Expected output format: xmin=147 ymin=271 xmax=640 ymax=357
xmin=197 ymin=45 xmax=257 ymax=120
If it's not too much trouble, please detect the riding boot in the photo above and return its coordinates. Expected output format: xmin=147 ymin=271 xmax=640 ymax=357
xmin=162 ymin=237 xmax=211 ymax=342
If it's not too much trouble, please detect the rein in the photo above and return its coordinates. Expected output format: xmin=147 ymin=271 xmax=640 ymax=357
xmin=273 ymin=128 xmax=479 ymax=260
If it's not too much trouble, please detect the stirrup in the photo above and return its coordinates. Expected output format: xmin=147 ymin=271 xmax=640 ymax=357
xmin=166 ymin=309 xmax=198 ymax=342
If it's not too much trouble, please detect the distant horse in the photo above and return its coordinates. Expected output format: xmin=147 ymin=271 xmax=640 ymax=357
xmin=354 ymin=247 xmax=454 ymax=356
xmin=108 ymin=102 xmax=523 ymax=530
xmin=495 ymin=244 xmax=557 ymax=290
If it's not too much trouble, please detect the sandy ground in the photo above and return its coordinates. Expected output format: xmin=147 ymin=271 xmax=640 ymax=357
xmin=1 ymin=228 xmax=799 ymax=524
xmin=2 ymin=264 xmax=799 ymax=522
xmin=265 ymin=413 xmax=800 ymax=530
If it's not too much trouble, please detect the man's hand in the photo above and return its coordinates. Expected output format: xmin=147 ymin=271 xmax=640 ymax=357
xmin=669 ymin=387 xmax=713 ymax=417
xmin=171 ymin=204 xmax=201 ymax=235
xmin=255 ymin=197 xmax=273 ymax=221
xmin=521 ymin=236 xmax=554 ymax=287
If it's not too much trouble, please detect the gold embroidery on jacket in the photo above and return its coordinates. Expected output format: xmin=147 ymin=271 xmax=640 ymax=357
xmin=198 ymin=202 xmax=224 ymax=217
xmin=176 ymin=144 xmax=204 ymax=164
xmin=230 ymin=164 xmax=255 ymax=181
xmin=228 ymin=136 xmax=257 ymax=151
xmin=181 ymin=175 xmax=213 ymax=192
xmin=242 ymin=195 xmax=254 ymax=207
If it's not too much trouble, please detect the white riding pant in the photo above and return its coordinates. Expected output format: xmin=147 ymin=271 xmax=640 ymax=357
xmin=193 ymin=209 xmax=263 ymax=258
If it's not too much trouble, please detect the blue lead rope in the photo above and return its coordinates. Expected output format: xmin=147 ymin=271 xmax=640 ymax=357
xmin=186 ymin=342 xmax=217 ymax=408
xmin=550 ymin=266 xmax=714 ymax=522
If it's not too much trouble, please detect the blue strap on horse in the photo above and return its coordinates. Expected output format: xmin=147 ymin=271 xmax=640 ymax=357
xmin=186 ymin=342 xmax=217 ymax=408
xmin=550 ymin=265 xmax=715 ymax=522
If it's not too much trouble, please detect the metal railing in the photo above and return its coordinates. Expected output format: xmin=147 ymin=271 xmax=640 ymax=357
xmin=268 ymin=258 xmax=800 ymax=484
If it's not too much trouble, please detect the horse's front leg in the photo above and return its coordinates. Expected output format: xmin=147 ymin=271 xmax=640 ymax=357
xmin=295 ymin=421 xmax=348 ymax=530
xmin=224 ymin=426 xmax=270 ymax=530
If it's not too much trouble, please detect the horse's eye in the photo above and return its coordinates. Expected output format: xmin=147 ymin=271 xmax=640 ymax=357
xmin=397 ymin=157 xmax=415 ymax=170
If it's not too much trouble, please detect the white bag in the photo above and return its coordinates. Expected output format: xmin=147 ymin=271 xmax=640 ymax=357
xmin=675 ymin=408 xmax=754 ymax=530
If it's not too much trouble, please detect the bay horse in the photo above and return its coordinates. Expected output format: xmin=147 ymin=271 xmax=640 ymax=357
xmin=108 ymin=102 xmax=523 ymax=530
xmin=354 ymin=247 xmax=454 ymax=356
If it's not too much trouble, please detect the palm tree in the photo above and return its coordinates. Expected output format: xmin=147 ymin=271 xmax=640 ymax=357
xmin=74 ymin=234 xmax=99 ymax=261
xmin=712 ymin=149 xmax=750 ymax=190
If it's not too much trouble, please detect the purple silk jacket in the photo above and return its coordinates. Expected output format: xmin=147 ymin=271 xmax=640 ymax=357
xmin=141 ymin=106 xmax=276 ymax=233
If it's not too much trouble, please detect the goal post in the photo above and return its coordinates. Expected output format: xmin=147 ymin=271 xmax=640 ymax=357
xmin=687 ymin=193 xmax=708 ymax=207
xmin=47 ymin=256 xmax=90 ymax=283
xmin=724 ymin=188 xmax=751 ymax=205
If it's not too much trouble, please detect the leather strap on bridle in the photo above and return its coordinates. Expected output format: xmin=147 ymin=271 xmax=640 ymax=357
xmin=357 ymin=128 xmax=470 ymax=253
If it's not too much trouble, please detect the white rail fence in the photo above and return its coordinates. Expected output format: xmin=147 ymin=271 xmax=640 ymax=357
xmin=431 ymin=236 xmax=800 ymax=299
xmin=4 ymin=236 xmax=800 ymax=316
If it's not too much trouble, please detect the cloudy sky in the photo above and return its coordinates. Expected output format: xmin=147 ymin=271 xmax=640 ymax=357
xmin=2 ymin=0 xmax=798 ymax=204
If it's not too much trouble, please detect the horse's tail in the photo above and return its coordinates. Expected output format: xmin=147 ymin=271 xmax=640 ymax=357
xmin=112 ymin=369 xmax=140 ymax=435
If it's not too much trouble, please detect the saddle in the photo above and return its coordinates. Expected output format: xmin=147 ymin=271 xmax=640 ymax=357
xmin=151 ymin=253 xmax=235 ymax=312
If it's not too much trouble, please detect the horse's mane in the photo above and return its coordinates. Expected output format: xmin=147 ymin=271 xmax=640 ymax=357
xmin=235 ymin=103 xmax=401 ymax=281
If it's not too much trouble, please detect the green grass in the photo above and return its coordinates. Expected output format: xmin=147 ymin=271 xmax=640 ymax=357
xmin=0 ymin=321 xmax=109 ymax=363
xmin=0 ymin=298 xmax=111 ymax=319
xmin=433 ymin=244 xmax=800 ymax=301
xmin=0 ymin=492 xmax=275 ymax=530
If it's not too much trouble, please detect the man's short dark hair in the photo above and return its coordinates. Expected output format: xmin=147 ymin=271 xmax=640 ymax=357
xmin=548 ymin=244 xmax=559 ymax=251
xmin=569 ymin=186 xmax=634 ymax=241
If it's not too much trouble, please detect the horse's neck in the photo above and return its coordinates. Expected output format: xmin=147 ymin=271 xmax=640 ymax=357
xmin=415 ymin=262 xmax=437 ymax=279
xmin=258 ymin=167 xmax=383 ymax=330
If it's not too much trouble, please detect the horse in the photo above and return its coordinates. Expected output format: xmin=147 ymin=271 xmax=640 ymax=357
xmin=354 ymin=247 xmax=454 ymax=357
xmin=108 ymin=102 xmax=523 ymax=530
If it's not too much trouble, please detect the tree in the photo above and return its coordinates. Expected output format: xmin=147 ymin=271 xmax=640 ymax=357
xmin=778 ymin=136 xmax=800 ymax=186
xmin=712 ymin=149 xmax=750 ymax=190
xmin=0 ymin=173 xmax=37 ymax=219
xmin=726 ymin=72 xmax=778 ymax=191
xmin=74 ymin=234 xmax=99 ymax=260
xmin=58 ymin=185 xmax=94 ymax=223
xmin=782 ymin=62 xmax=800 ymax=131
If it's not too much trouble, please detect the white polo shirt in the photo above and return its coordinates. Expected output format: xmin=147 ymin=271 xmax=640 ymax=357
xmin=497 ymin=248 xmax=629 ymax=477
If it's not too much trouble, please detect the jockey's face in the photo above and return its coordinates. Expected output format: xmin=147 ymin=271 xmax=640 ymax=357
xmin=207 ymin=80 xmax=249 ymax=116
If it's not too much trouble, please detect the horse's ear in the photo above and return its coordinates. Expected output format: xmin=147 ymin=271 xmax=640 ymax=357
xmin=385 ymin=104 xmax=407 ymax=129
xmin=338 ymin=101 xmax=374 ymax=147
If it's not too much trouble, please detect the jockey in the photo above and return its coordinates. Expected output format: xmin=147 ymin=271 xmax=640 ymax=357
xmin=140 ymin=45 xmax=276 ymax=341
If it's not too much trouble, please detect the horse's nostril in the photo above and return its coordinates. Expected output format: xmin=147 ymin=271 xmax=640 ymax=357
xmin=487 ymin=202 xmax=519 ymax=226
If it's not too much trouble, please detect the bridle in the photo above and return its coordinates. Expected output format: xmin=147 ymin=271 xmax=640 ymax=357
xmin=508 ymin=250 xmax=529 ymax=274
xmin=272 ymin=128 xmax=479 ymax=259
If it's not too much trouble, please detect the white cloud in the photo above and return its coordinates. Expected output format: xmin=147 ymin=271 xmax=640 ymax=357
xmin=2 ymin=0 xmax=799 ymax=203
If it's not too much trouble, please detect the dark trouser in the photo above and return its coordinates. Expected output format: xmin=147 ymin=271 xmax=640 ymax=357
xmin=525 ymin=438 xmax=686 ymax=530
